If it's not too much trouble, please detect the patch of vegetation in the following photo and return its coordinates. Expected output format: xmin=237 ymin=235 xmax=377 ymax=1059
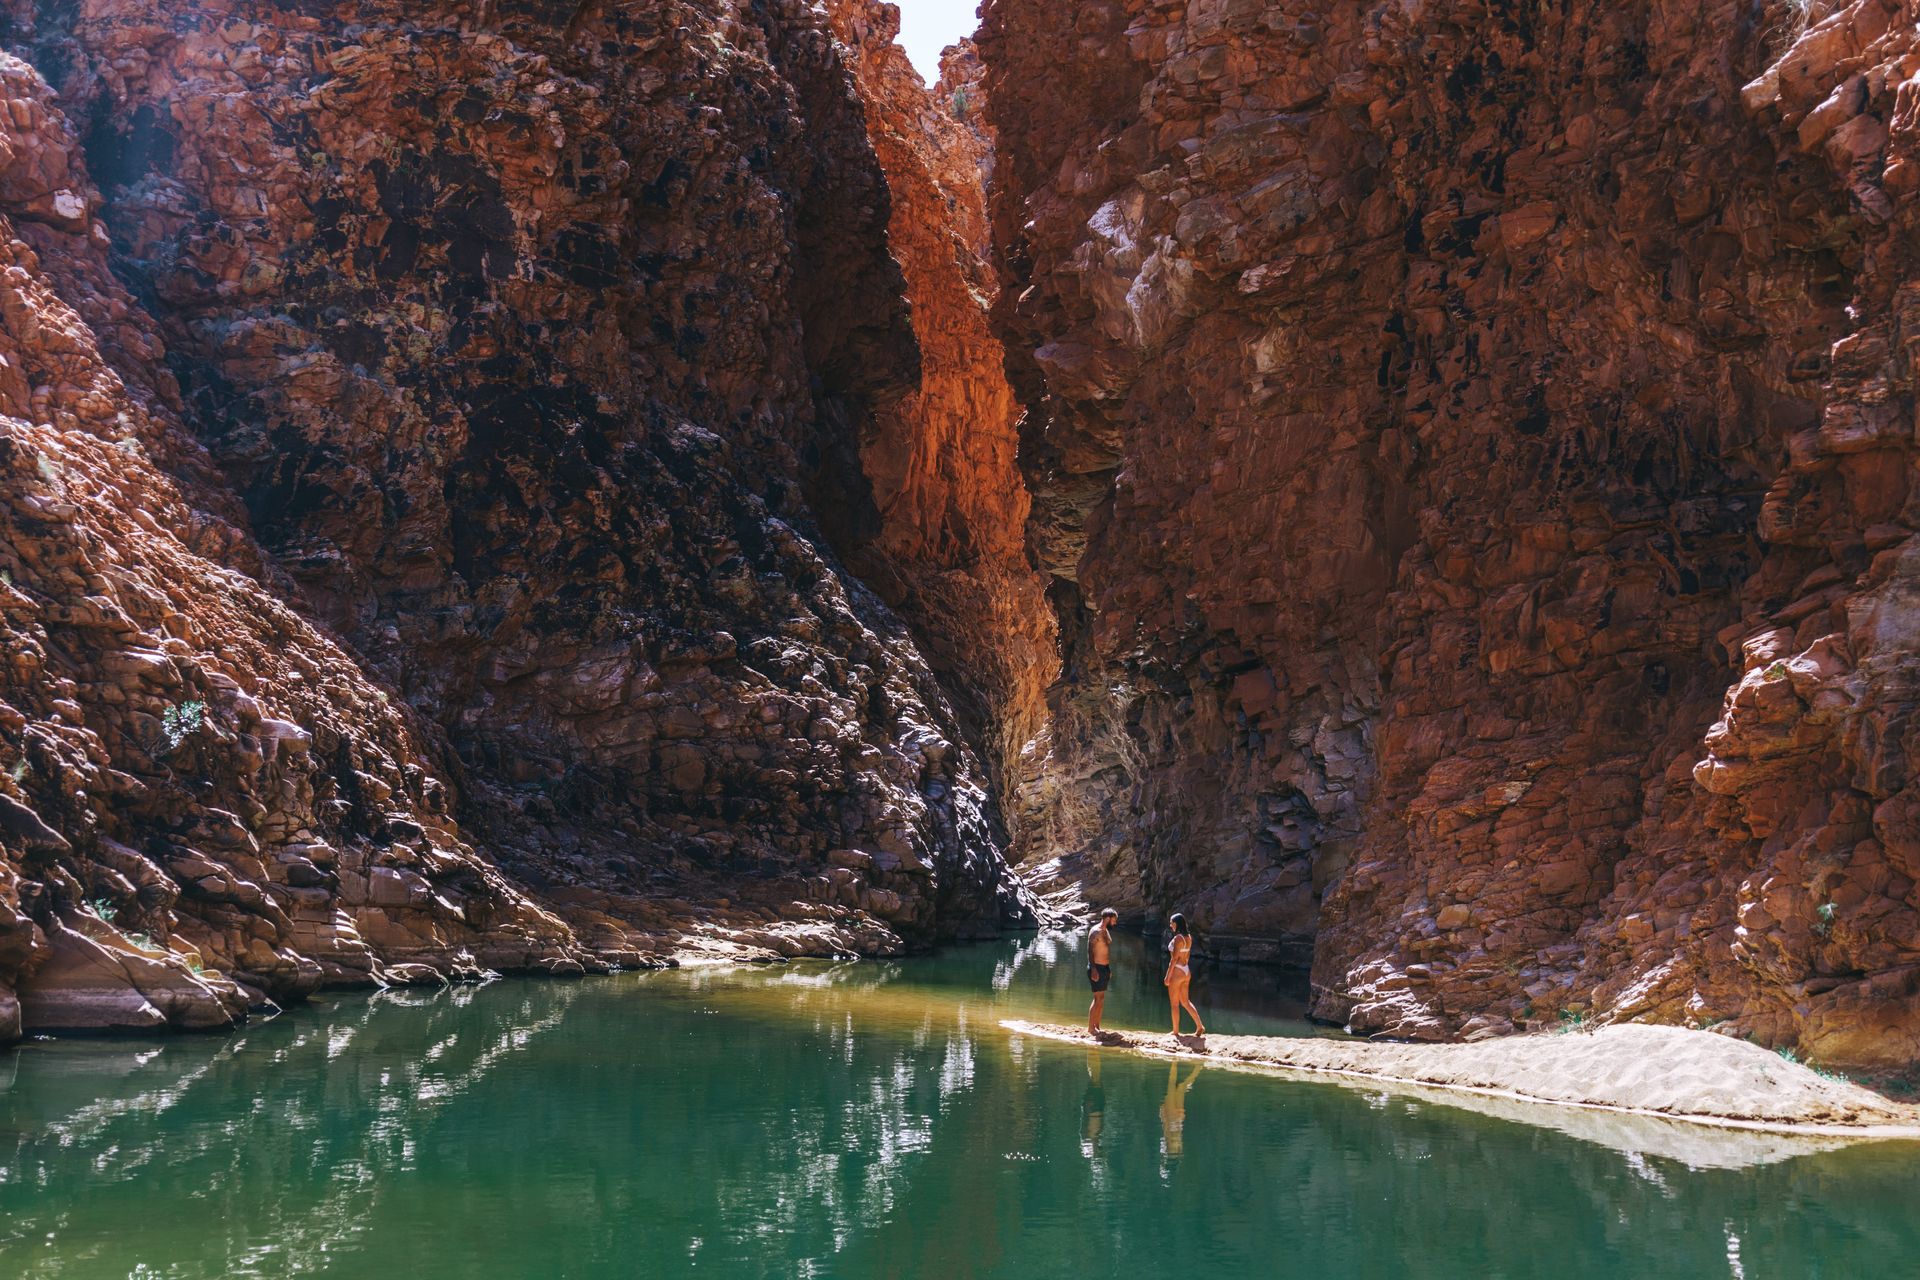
xmin=161 ymin=700 xmax=206 ymax=753
xmin=1813 ymin=901 xmax=1836 ymax=937
xmin=1776 ymin=1045 xmax=1800 ymax=1064
xmin=1867 ymin=1068 xmax=1920 ymax=1101
xmin=1810 ymin=1064 xmax=1852 ymax=1085
xmin=1761 ymin=660 xmax=1789 ymax=681
xmin=88 ymin=897 xmax=117 ymax=923
xmin=7 ymin=758 xmax=25 ymax=784
xmin=951 ymin=87 xmax=970 ymax=119
xmin=1556 ymin=1009 xmax=1588 ymax=1034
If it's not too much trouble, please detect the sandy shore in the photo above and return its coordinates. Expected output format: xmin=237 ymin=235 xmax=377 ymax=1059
xmin=1002 ymin=1020 xmax=1920 ymax=1138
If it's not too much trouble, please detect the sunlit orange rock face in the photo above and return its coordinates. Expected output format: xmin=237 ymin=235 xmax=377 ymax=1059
xmin=984 ymin=0 xmax=1920 ymax=1063
xmin=823 ymin=1 xmax=1057 ymax=815
xmin=0 ymin=0 xmax=1043 ymax=1038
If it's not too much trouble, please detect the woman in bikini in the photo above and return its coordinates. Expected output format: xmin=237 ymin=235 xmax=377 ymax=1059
xmin=1163 ymin=912 xmax=1205 ymax=1038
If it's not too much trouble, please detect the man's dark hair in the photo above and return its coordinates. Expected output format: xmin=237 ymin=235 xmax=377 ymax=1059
xmin=1099 ymin=908 xmax=1118 ymax=921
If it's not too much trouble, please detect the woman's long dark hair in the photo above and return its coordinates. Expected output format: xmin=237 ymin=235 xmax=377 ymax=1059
xmin=1169 ymin=912 xmax=1190 ymax=938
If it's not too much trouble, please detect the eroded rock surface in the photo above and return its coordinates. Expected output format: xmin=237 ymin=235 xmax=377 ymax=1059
xmin=823 ymin=0 xmax=1057 ymax=841
xmin=0 ymin=0 xmax=1040 ymax=1037
xmin=7 ymin=0 xmax=1916 ymax=1069
xmin=984 ymin=0 xmax=1920 ymax=1063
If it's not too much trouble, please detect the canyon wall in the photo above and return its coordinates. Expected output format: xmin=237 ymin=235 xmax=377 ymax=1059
xmin=0 ymin=0 xmax=1039 ymax=1039
xmin=822 ymin=1 xmax=1057 ymax=842
xmin=5 ymin=0 xmax=1914 ymax=1070
xmin=984 ymin=0 xmax=1920 ymax=1064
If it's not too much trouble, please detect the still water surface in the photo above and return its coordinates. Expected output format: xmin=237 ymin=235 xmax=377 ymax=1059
xmin=1 ymin=933 xmax=1915 ymax=1277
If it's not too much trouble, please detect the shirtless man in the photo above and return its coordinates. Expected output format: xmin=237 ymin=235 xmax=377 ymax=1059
xmin=1087 ymin=908 xmax=1118 ymax=1034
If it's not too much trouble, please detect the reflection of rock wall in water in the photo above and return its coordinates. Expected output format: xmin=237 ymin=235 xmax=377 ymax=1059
xmin=982 ymin=0 xmax=1920 ymax=1064
xmin=3 ymin=970 xmax=1914 ymax=1273
xmin=0 ymin=0 xmax=1044 ymax=1040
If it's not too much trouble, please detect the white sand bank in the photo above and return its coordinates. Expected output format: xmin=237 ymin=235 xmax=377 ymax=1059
xmin=1003 ymin=1020 xmax=1920 ymax=1140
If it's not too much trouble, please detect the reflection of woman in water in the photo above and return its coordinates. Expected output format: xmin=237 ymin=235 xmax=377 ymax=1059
xmin=1164 ymin=912 xmax=1206 ymax=1037
xmin=1159 ymin=1060 xmax=1202 ymax=1160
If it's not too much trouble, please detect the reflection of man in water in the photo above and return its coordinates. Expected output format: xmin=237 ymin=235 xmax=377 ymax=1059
xmin=1159 ymin=1061 xmax=1201 ymax=1162
xmin=1081 ymin=1051 xmax=1105 ymax=1152
xmin=1087 ymin=908 xmax=1117 ymax=1034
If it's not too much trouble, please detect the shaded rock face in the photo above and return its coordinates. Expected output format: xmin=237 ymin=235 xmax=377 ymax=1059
xmin=983 ymin=0 xmax=1920 ymax=1063
xmin=0 ymin=0 xmax=1042 ymax=1036
xmin=822 ymin=1 xmax=1058 ymax=838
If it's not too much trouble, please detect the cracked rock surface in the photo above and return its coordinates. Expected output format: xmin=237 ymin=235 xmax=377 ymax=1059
xmin=6 ymin=0 xmax=1918 ymax=1070
xmin=823 ymin=0 xmax=1058 ymax=853
xmin=0 ymin=0 xmax=1040 ymax=1037
xmin=984 ymin=0 xmax=1920 ymax=1064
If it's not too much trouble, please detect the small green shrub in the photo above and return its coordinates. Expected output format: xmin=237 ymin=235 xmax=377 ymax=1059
xmin=88 ymin=897 xmax=117 ymax=923
xmin=1876 ymin=1068 xmax=1920 ymax=1100
xmin=6 ymin=758 xmax=25 ymax=784
xmin=161 ymin=700 xmax=206 ymax=753
xmin=1813 ymin=901 xmax=1836 ymax=937
xmin=1776 ymin=1045 xmax=1800 ymax=1064
xmin=1556 ymin=1009 xmax=1587 ymax=1034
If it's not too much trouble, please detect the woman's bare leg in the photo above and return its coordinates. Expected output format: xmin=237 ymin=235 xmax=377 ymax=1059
xmin=1178 ymin=991 xmax=1205 ymax=1035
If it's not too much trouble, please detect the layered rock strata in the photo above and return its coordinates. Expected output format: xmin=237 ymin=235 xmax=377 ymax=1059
xmin=984 ymin=0 xmax=1920 ymax=1063
xmin=823 ymin=1 xmax=1057 ymax=833
xmin=0 ymin=0 xmax=1040 ymax=1037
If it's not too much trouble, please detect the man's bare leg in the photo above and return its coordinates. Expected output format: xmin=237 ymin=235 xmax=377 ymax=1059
xmin=1088 ymin=991 xmax=1106 ymax=1034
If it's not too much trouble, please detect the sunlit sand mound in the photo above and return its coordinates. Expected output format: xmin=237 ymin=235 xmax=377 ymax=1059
xmin=1002 ymin=1021 xmax=1920 ymax=1136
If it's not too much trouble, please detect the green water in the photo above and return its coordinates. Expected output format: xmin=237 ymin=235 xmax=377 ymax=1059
xmin=1 ymin=933 xmax=1915 ymax=1278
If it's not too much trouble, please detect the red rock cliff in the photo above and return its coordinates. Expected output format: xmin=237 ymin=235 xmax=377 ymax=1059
xmin=823 ymin=1 xmax=1057 ymax=830
xmin=0 ymin=0 xmax=1042 ymax=1038
xmin=984 ymin=0 xmax=1920 ymax=1064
